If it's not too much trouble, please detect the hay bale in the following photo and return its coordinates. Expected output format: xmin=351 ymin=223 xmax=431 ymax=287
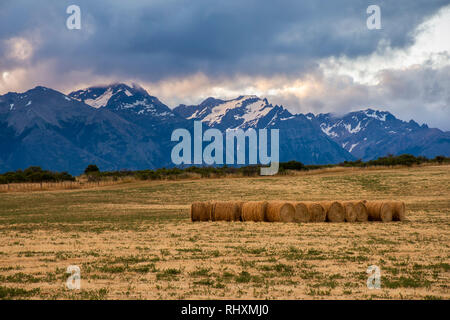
xmin=212 ymin=201 xmax=241 ymax=221
xmin=190 ymin=201 xmax=213 ymax=222
xmin=386 ymin=201 xmax=406 ymax=221
xmin=266 ymin=201 xmax=295 ymax=222
xmin=350 ymin=201 xmax=369 ymax=222
xmin=235 ymin=201 xmax=245 ymax=221
xmin=290 ymin=202 xmax=311 ymax=223
xmin=365 ymin=201 xmax=393 ymax=222
xmin=304 ymin=202 xmax=326 ymax=222
xmin=320 ymin=201 xmax=345 ymax=222
xmin=341 ymin=201 xmax=357 ymax=222
xmin=241 ymin=201 xmax=267 ymax=222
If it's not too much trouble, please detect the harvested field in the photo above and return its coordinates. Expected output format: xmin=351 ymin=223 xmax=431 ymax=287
xmin=0 ymin=165 xmax=448 ymax=300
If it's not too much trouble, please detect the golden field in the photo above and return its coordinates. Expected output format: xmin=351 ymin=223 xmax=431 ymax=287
xmin=0 ymin=165 xmax=449 ymax=299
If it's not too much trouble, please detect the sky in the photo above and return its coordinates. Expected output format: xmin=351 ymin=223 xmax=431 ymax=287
xmin=1 ymin=0 xmax=449 ymax=130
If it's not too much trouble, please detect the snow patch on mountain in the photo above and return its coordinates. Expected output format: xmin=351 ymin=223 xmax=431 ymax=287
xmin=187 ymin=108 xmax=208 ymax=120
xmin=344 ymin=121 xmax=362 ymax=134
xmin=349 ymin=143 xmax=359 ymax=152
xmin=202 ymin=96 xmax=264 ymax=126
xmin=120 ymin=99 xmax=151 ymax=110
xmin=364 ymin=109 xmax=387 ymax=121
xmin=203 ymin=100 xmax=240 ymax=124
xmin=239 ymin=100 xmax=272 ymax=124
xmin=84 ymin=88 xmax=113 ymax=108
xmin=320 ymin=123 xmax=339 ymax=138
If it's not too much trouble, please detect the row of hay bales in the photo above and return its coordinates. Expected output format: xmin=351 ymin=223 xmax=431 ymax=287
xmin=191 ymin=200 xmax=405 ymax=223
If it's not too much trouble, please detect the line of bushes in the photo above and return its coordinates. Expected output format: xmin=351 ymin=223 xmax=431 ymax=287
xmin=339 ymin=154 xmax=447 ymax=167
xmin=297 ymin=154 xmax=448 ymax=171
xmin=0 ymin=166 xmax=75 ymax=184
xmin=85 ymin=164 xmax=262 ymax=181
xmin=85 ymin=154 xmax=449 ymax=181
xmin=1 ymin=154 xmax=447 ymax=184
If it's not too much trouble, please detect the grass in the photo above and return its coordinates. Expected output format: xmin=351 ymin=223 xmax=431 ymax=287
xmin=0 ymin=286 xmax=40 ymax=299
xmin=0 ymin=164 xmax=448 ymax=299
xmin=156 ymin=268 xmax=182 ymax=281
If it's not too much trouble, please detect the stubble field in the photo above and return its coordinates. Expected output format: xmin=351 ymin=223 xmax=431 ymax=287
xmin=0 ymin=165 xmax=449 ymax=299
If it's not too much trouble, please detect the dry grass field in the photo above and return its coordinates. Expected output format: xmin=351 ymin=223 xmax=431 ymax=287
xmin=0 ymin=165 xmax=449 ymax=300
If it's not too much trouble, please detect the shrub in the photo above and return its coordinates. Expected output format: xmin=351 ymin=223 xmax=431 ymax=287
xmin=84 ymin=164 xmax=100 ymax=175
xmin=280 ymin=160 xmax=305 ymax=171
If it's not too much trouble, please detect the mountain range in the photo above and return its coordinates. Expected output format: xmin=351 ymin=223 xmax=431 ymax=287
xmin=0 ymin=83 xmax=448 ymax=174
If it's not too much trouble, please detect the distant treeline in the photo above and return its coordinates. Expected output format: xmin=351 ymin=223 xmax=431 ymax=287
xmin=340 ymin=154 xmax=447 ymax=167
xmin=301 ymin=154 xmax=449 ymax=171
xmin=0 ymin=166 xmax=75 ymax=184
xmin=86 ymin=154 xmax=450 ymax=181
xmin=1 ymin=154 xmax=448 ymax=183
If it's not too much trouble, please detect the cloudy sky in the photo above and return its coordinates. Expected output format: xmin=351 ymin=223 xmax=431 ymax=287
xmin=1 ymin=0 xmax=449 ymax=129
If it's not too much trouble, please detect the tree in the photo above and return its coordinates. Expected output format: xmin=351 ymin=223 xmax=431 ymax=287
xmin=280 ymin=160 xmax=305 ymax=171
xmin=84 ymin=164 xmax=100 ymax=175
xmin=435 ymin=155 xmax=445 ymax=164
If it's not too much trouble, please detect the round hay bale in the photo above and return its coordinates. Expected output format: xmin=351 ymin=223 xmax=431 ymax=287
xmin=241 ymin=201 xmax=267 ymax=222
xmin=341 ymin=201 xmax=357 ymax=222
xmin=212 ymin=201 xmax=241 ymax=221
xmin=304 ymin=202 xmax=326 ymax=222
xmin=266 ymin=201 xmax=295 ymax=222
xmin=386 ymin=201 xmax=406 ymax=221
xmin=190 ymin=201 xmax=212 ymax=222
xmin=320 ymin=201 xmax=345 ymax=222
xmin=365 ymin=201 xmax=393 ymax=222
xmin=235 ymin=201 xmax=245 ymax=221
xmin=290 ymin=202 xmax=311 ymax=223
xmin=350 ymin=201 xmax=369 ymax=222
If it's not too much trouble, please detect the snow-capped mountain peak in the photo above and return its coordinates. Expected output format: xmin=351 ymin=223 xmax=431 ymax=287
xmin=202 ymin=95 xmax=266 ymax=125
xmin=68 ymin=83 xmax=177 ymax=119
xmin=363 ymin=108 xmax=389 ymax=121
xmin=174 ymin=95 xmax=287 ymax=129
xmin=83 ymin=87 xmax=114 ymax=108
xmin=69 ymin=83 xmax=144 ymax=108
xmin=315 ymin=109 xmax=397 ymax=140
xmin=311 ymin=108 xmax=448 ymax=160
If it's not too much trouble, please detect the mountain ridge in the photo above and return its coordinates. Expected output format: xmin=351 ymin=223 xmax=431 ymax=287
xmin=0 ymin=83 xmax=448 ymax=174
xmin=309 ymin=108 xmax=450 ymax=160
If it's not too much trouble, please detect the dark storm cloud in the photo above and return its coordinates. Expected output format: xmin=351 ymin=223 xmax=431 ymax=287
xmin=272 ymin=65 xmax=450 ymax=130
xmin=0 ymin=0 xmax=448 ymax=81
